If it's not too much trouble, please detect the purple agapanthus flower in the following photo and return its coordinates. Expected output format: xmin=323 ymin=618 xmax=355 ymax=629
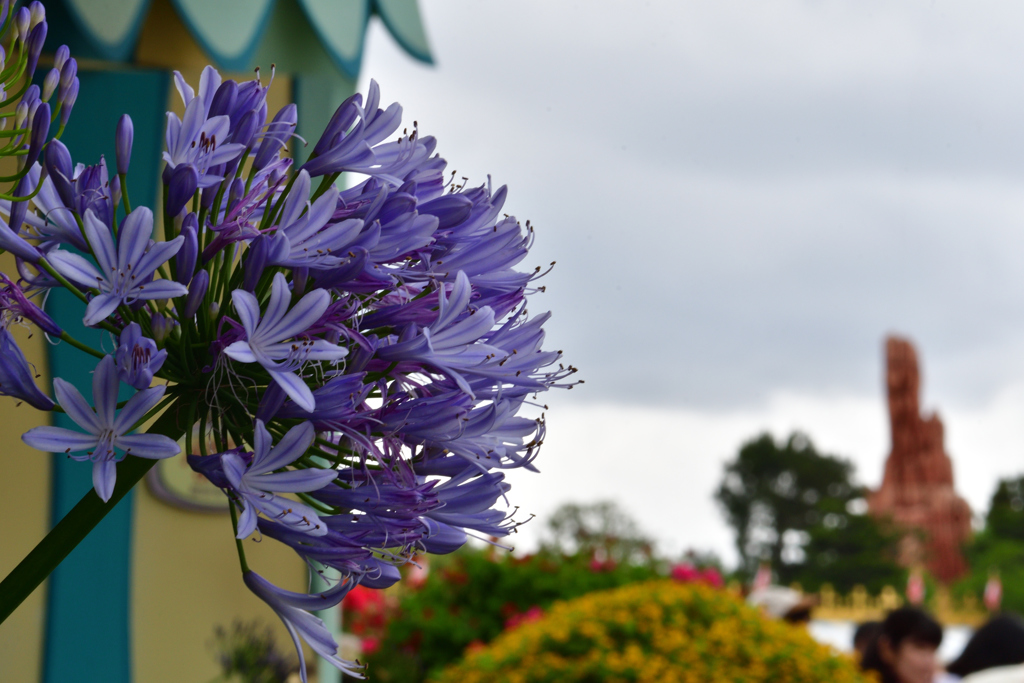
xmin=224 ymin=273 xmax=348 ymax=412
xmin=163 ymin=67 xmax=246 ymax=188
xmin=46 ymin=207 xmax=187 ymax=326
xmin=21 ymin=355 xmax=180 ymax=501
xmin=115 ymin=322 xmax=166 ymax=390
xmin=0 ymin=272 xmax=60 ymax=335
xmin=263 ymin=170 xmax=363 ymax=270
xmin=242 ymin=570 xmax=362 ymax=682
xmin=0 ymin=327 xmax=54 ymax=410
xmin=222 ymin=419 xmax=336 ymax=539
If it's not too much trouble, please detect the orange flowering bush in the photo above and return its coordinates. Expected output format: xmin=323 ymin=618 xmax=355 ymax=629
xmin=432 ymin=580 xmax=872 ymax=683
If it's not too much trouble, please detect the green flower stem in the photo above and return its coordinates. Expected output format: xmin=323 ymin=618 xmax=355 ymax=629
xmin=228 ymin=503 xmax=250 ymax=574
xmin=58 ymin=331 xmax=105 ymax=359
xmin=0 ymin=402 xmax=188 ymax=626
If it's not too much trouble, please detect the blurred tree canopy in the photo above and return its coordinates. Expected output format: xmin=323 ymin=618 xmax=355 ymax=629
xmin=715 ymin=432 xmax=902 ymax=591
xmin=955 ymin=475 xmax=1024 ymax=613
xmin=541 ymin=501 xmax=656 ymax=564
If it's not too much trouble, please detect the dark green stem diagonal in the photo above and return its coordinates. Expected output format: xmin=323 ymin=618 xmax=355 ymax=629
xmin=0 ymin=402 xmax=188 ymax=625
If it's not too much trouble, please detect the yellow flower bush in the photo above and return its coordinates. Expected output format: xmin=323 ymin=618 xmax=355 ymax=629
xmin=431 ymin=580 xmax=873 ymax=683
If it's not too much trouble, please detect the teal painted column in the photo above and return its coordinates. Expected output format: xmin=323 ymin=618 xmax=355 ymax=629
xmin=43 ymin=68 xmax=169 ymax=683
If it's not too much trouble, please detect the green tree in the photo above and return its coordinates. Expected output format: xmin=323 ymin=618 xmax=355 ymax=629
xmin=715 ymin=432 xmax=858 ymax=578
xmin=790 ymin=501 xmax=905 ymax=593
xmin=955 ymin=475 xmax=1024 ymax=614
xmin=541 ymin=501 xmax=655 ymax=564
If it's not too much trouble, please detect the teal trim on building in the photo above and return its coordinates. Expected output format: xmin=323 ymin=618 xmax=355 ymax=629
xmin=42 ymin=68 xmax=170 ymax=683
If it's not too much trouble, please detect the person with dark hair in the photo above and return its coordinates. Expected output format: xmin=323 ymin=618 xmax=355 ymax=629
xmin=860 ymin=607 xmax=944 ymax=683
xmin=946 ymin=614 xmax=1024 ymax=681
xmin=854 ymin=621 xmax=883 ymax=658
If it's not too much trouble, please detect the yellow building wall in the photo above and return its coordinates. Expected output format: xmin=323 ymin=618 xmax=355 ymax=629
xmin=0 ymin=251 xmax=52 ymax=683
xmin=132 ymin=486 xmax=310 ymax=682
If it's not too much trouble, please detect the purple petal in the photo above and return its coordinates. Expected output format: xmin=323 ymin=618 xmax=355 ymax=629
xmin=251 ymin=418 xmax=273 ymax=468
xmin=82 ymin=210 xmax=116 ymax=275
xmin=204 ymin=142 xmax=245 ymax=166
xmin=222 ymin=452 xmax=247 ymax=489
xmin=198 ymin=66 xmax=221 ymax=114
xmin=130 ymin=236 xmax=184 ymax=281
xmin=236 ymin=501 xmax=258 ymax=539
xmin=223 ymin=341 xmax=258 ymax=363
xmin=113 ymin=385 xmax=166 ymax=433
xmin=52 ymin=378 xmax=102 ymax=434
xmin=92 ymin=356 xmax=118 ymax=427
xmin=174 ymin=96 xmax=205 ymax=158
xmin=164 ymin=110 xmax=181 ymax=152
xmin=268 ymin=369 xmax=316 ymax=413
xmin=279 ymin=170 xmax=311 ymax=227
xmin=231 ymin=289 xmax=261 ymax=336
xmin=262 ymin=289 xmax=330 ymax=342
xmin=258 ymin=273 xmax=292 ymax=338
xmin=115 ymin=433 xmax=180 ymax=459
xmin=93 ymin=459 xmax=117 ymax=502
xmin=47 ymin=250 xmax=102 ymax=289
xmin=253 ymin=468 xmax=337 ymax=493
xmin=117 ymin=207 xmax=153 ymax=269
xmin=129 ymin=278 xmax=188 ymax=301
xmin=249 ymin=420 xmax=314 ymax=475
xmin=22 ymin=426 xmax=99 ymax=453
xmin=297 ymin=339 xmax=349 ymax=362
xmin=83 ymin=293 xmax=122 ymax=327
xmin=173 ymin=71 xmax=194 ymax=107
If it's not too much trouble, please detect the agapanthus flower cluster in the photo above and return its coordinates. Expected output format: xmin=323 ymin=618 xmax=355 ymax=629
xmin=0 ymin=51 xmax=577 ymax=678
xmin=0 ymin=1 xmax=79 ymax=202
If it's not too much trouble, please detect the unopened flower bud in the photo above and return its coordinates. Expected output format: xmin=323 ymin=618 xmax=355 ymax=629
xmin=25 ymin=21 xmax=46 ymax=77
xmin=115 ymin=114 xmax=133 ymax=175
xmin=8 ymin=176 xmax=29 ymax=233
xmin=183 ymin=269 xmax=209 ymax=319
xmin=14 ymin=7 xmax=29 ymax=42
xmin=292 ymin=266 xmax=308 ymax=294
xmin=41 ymin=68 xmax=59 ymax=102
xmin=227 ymin=176 xmax=244 ymax=212
xmin=53 ymin=45 xmax=69 ymax=71
xmin=209 ymin=79 xmax=238 ymax=119
xmin=44 ymin=139 xmax=74 ymax=207
xmin=175 ymin=213 xmax=198 ymax=285
xmin=59 ymin=78 xmax=78 ymax=126
xmin=14 ymin=101 xmax=27 ymax=131
xmin=243 ymin=236 xmax=268 ymax=292
xmin=150 ymin=312 xmax=170 ymax=344
xmin=230 ymin=109 xmax=259 ymax=149
xmin=58 ymin=58 xmax=77 ymax=97
xmin=208 ymin=301 xmax=220 ymax=318
xmin=28 ymin=2 xmax=44 ymax=28
xmin=166 ymin=164 xmax=198 ymax=217
xmin=24 ymin=102 xmax=49 ymax=168
xmin=314 ymin=95 xmax=360 ymax=157
xmin=109 ymin=174 xmax=121 ymax=208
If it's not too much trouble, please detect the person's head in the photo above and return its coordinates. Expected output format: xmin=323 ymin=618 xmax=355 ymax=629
xmin=860 ymin=607 xmax=943 ymax=683
xmin=854 ymin=621 xmax=883 ymax=657
xmin=946 ymin=613 xmax=1024 ymax=677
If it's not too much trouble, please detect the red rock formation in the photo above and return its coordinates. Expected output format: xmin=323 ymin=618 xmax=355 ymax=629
xmin=867 ymin=337 xmax=972 ymax=583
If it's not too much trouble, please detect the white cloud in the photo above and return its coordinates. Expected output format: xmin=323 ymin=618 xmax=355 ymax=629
xmin=357 ymin=1 xmax=1024 ymax=562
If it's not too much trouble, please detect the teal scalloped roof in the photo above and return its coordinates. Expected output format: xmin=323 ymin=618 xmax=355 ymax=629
xmin=45 ymin=0 xmax=432 ymax=77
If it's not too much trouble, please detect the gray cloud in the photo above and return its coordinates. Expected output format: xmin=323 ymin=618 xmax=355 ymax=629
xmin=361 ymin=0 xmax=1024 ymax=412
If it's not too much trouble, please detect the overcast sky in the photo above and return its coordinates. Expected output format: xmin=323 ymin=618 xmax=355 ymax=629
xmin=360 ymin=1 xmax=1024 ymax=566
